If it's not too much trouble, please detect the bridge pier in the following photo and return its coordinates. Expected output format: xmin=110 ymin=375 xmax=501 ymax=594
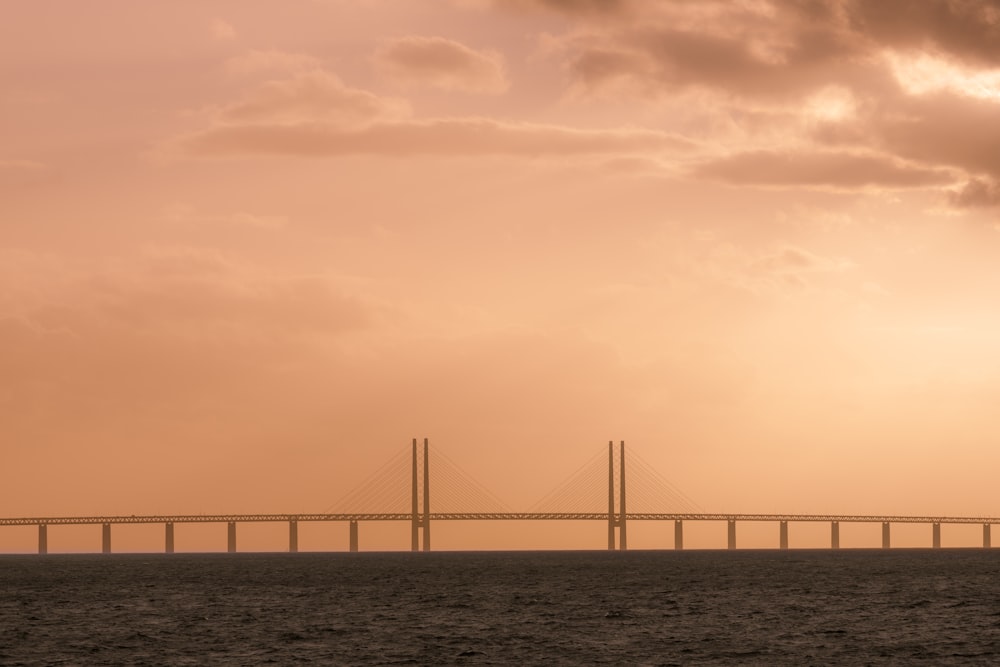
xmin=227 ymin=521 xmax=236 ymax=553
xmin=607 ymin=441 xmax=615 ymax=550
xmin=289 ymin=520 xmax=298 ymax=553
xmin=727 ymin=520 xmax=736 ymax=550
xmin=423 ymin=438 xmax=431 ymax=552
xmin=932 ymin=522 xmax=941 ymax=549
xmin=881 ymin=521 xmax=890 ymax=549
xmin=831 ymin=521 xmax=839 ymax=549
xmin=165 ymin=522 xmax=174 ymax=554
xmin=412 ymin=439 xmax=419 ymax=552
xmin=411 ymin=438 xmax=431 ymax=552
xmin=606 ymin=441 xmax=626 ymax=550
xmin=985 ymin=524 xmax=992 ymax=549
xmin=779 ymin=521 xmax=788 ymax=550
xmin=349 ymin=520 xmax=359 ymax=552
xmin=102 ymin=523 xmax=111 ymax=554
xmin=38 ymin=524 xmax=47 ymax=555
xmin=674 ymin=520 xmax=683 ymax=550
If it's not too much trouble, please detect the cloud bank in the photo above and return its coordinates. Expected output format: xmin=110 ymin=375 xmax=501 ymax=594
xmin=375 ymin=36 xmax=509 ymax=94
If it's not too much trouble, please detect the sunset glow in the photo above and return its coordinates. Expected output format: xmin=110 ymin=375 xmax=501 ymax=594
xmin=3 ymin=0 xmax=1000 ymax=552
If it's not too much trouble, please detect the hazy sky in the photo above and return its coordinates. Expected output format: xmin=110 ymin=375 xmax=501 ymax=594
xmin=3 ymin=0 xmax=1000 ymax=551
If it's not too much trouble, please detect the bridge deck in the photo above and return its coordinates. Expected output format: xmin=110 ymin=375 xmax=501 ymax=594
xmin=2 ymin=513 xmax=999 ymax=526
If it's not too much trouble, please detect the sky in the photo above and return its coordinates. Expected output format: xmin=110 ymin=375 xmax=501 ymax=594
xmin=3 ymin=0 xmax=1000 ymax=552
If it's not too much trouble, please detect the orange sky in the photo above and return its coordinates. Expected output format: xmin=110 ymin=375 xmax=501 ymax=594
xmin=3 ymin=0 xmax=1000 ymax=552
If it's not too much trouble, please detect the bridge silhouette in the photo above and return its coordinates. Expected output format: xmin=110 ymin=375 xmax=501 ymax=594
xmin=3 ymin=439 xmax=998 ymax=553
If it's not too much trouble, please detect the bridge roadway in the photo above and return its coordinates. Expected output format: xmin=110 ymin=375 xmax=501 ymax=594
xmin=3 ymin=512 xmax=1000 ymax=526
xmin=8 ymin=513 xmax=999 ymax=553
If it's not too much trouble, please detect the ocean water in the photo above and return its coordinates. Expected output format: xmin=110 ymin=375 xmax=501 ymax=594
xmin=2 ymin=549 xmax=1000 ymax=665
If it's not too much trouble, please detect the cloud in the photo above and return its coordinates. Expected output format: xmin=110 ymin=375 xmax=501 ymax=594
xmin=844 ymin=0 xmax=1000 ymax=67
xmin=375 ymin=36 xmax=509 ymax=94
xmin=522 ymin=1 xmax=874 ymax=102
xmin=162 ymin=204 xmax=289 ymax=230
xmin=949 ymin=178 xmax=1000 ymax=208
xmin=0 ymin=247 xmax=381 ymax=491
xmin=869 ymin=94 xmax=1000 ymax=178
xmin=815 ymin=91 xmax=1000 ymax=179
xmin=211 ymin=18 xmax=236 ymax=41
xmin=216 ymin=70 xmax=410 ymax=127
xmin=886 ymin=51 xmax=1000 ymax=100
xmin=699 ymin=243 xmax=854 ymax=293
xmin=518 ymin=0 xmax=1000 ymax=69
xmin=178 ymin=116 xmax=692 ymax=157
xmin=3 ymin=247 xmax=372 ymax=334
xmin=692 ymin=150 xmax=954 ymax=189
xmin=103 ymin=271 xmax=368 ymax=336
xmin=748 ymin=246 xmax=852 ymax=278
xmin=225 ymin=50 xmax=324 ymax=77
xmin=504 ymin=0 xmax=1000 ymax=209
xmin=568 ymin=23 xmax=866 ymax=100
xmin=171 ymin=69 xmax=692 ymax=158
xmin=494 ymin=0 xmax=627 ymax=15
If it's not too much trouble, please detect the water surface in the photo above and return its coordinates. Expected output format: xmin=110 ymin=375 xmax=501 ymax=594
xmin=2 ymin=550 xmax=999 ymax=664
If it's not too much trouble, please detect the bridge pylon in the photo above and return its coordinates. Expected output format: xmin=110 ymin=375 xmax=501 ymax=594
xmin=608 ymin=440 xmax=627 ymax=551
xmin=411 ymin=437 xmax=431 ymax=551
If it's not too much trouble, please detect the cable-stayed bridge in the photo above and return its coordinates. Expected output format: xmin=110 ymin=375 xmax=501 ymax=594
xmin=3 ymin=440 xmax=997 ymax=553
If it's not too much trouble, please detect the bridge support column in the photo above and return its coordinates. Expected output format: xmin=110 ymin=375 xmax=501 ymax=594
xmin=410 ymin=437 xmax=432 ymax=552
xmin=38 ymin=524 xmax=47 ymax=555
xmin=831 ymin=521 xmax=840 ymax=549
xmin=932 ymin=522 xmax=941 ymax=549
xmin=881 ymin=522 xmax=890 ymax=549
xmin=779 ymin=521 xmax=789 ymax=550
xmin=674 ymin=520 xmax=683 ymax=550
xmin=985 ymin=524 xmax=991 ymax=549
xmin=165 ymin=522 xmax=174 ymax=554
xmin=227 ymin=522 xmax=236 ymax=553
xmin=727 ymin=520 xmax=736 ymax=550
xmin=608 ymin=441 xmax=615 ymax=550
xmin=102 ymin=523 xmax=111 ymax=554
xmin=606 ymin=440 xmax=626 ymax=550
xmin=289 ymin=520 xmax=298 ymax=553
xmin=411 ymin=438 xmax=419 ymax=552
xmin=619 ymin=441 xmax=626 ymax=551
xmin=349 ymin=520 xmax=359 ymax=552
xmin=423 ymin=438 xmax=431 ymax=552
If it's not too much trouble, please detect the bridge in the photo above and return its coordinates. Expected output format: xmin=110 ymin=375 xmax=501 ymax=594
xmin=3 ymin=440 xmax=997 ymax=553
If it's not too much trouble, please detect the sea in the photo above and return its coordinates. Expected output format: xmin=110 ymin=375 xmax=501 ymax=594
xmin=2 ymin=549 xmax=999 ymax=665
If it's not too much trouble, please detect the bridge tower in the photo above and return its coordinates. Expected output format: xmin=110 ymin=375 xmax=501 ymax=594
xmin=607 ymin=440 xmax=627 ymax=551
xmin=411 ymin=437 xmax=431 ymax=551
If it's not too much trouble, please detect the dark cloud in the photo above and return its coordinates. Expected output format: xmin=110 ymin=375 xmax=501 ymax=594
xmin=815 ymin=92 xmax=1000 ymax=181
xmin=545 ymin=0 xmax=1000 ymax=99
xmin=949 ymin=178 xmax=1000 ymax=207
xmin=521 ymin=0 xmax=1000 ymax=212
xmin=509 ymin=0 xmax=1000 ymax=70
xmin=559 ymin=4 xmax=873 ymax=100
xmin=844 ymin=0 xmax=1000 ymax=66
xmin=871 ymin=94 xmax=1000 ymax=178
